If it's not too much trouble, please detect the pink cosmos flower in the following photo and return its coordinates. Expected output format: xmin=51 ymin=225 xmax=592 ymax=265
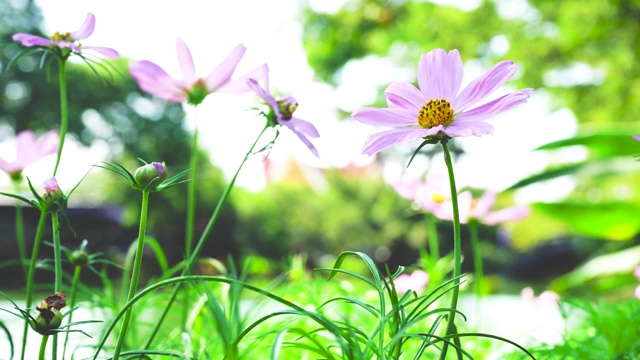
xmin=633 ymin=135 xmax=640 ymax=142
xmin=43 ymin=177 xmax=60 ymax=192
xmin=247 ymin=65 xmax=320 ymax=157
xmin=12 ymin=13 xmax=119 ymax=59
xmin=521 ymin=287 xmax=560 ymax=310
xmin=393 ymin=171 xmax=450 ymax=213
xmin=432 ymin=190 xmax=530 ymax=225
xmin=129 ymin=38 xmax=260 ymax=105
xmin=352 ymin=49 xmax=533 ymax=155
xmin=0 ymin=130 xmax=58 ymax=179
xmin=391 ymin=270 xmax=429 ymax=295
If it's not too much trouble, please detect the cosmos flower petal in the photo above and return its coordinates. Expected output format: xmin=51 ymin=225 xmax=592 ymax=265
xmin=633 ymin=135 xmax=640 ymax=142
xmin=81 ymin=46 xmax=119 ymax=58
xmin=455 ymin=89 xmax=533 ymax=124
xmin=393 ymin=174 xmax=423 ymax=200
xmin=291 ymin=129 xmax=319 ymax=158
xmin=287 ymin=117 xmax=320 ymax=138
xmin=362 ymin=128 xmax=431 ymax=155
xmin=247 ymin=78 xmax=278 ymax=109
xmin=129 ymin=60 xmax=186 ymax=102
xmin=70 ymin=13 xmax=96 ymax=40
xmin=442 ymin=119 xmax=493 ymax=137
xmin=418 ymin=49 xmax=463 ymax=101
xmin=453 ymin=60 xmax=521 ymax=111
xmin=176 ymin=38 xmax=197 ymax=85
xmin=385 ymin=82 xmax=423 ymax=109
xmin=43 ymin=177 xmax=60 ymax=191
xmin=352 ymin=108 xmax=417 ymax=126
xmin=219 ymin=63 xmax=269 ymax=94
xmin=482 ymin=206 xmax=530 ymax=225
xmin=12 ymin=33 xmax=55 ymax=47
xmin=470 ymin=191 xmax=497 ymax=219
xmin=205 ymin=44 xmax=246 ymax=92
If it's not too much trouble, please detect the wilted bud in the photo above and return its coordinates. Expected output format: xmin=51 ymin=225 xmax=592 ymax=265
xmin=276 ymin=96 xmax=298 ymax=121
xmin=134 ymin=162 xmax=167 ymax=191
xmin=42 ymin=177 xmax=65 ymax=212
xmin=34 ymin=291 xmax=66 ymax=335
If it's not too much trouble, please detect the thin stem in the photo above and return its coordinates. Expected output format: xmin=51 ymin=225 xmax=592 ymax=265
xmin=427 ymin=213 xmax=440 ymax=262
xmin=182 ymin=106 xmax=199 ymax=331
xmin=112 ymin=190 xmax=150 ymax=360
xmin=53 ymin=60 xmax=68 ymax=176
xmin=39 ymin=335 xmax=49 ymax=360
xmin=13 ymin=177 xmax=27 ymax=279
xmin=142 ymin=123 xmax=270 ymax=349
xmin=439 ymin=140 xmax=462 ymax=360
xmin=469 ymin=221 xmax=484 ymax=298
xmin=51 ymin=212 xmax=62 ymax=360
xmin=21 ymin=211 xmax=47 ymax=360
xmin=63 ymin=264 xmax=82 ymax=360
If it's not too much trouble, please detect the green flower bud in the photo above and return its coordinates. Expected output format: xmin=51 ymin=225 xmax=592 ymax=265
xmin=71 ymin=248 xmax=89 ymax=267
xmin=34 ymin=291 xmax=66 ymax=335
xmin=42 ymin=177 xmax=65 ymax=212
xmin=134 ymin=162 xmax=167 ymax=191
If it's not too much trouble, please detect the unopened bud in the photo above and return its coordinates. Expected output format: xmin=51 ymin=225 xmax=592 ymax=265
xmin=42 ymin=177 xmax=64 ymax=212
xmin=134 ymin=162 xmax=167 ymax=191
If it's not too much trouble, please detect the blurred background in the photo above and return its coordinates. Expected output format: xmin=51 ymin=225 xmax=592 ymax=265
xmin=1 ymin=0 xmax=639 ymax=299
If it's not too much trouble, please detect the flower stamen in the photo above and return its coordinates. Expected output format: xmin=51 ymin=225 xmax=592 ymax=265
xmin=50 ymin=32 xmax=72 ymax=43
xmin=418 ymin=98 xmax=454 ymax=129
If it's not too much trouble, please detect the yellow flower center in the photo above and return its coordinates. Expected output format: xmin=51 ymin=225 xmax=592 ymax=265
xmin=417 ymin=99 xmax=454 ymax=129
xmin=431 ymin=193 xmax=445 ymax=203
xmin=50 ymin=32 xmax=72 ymax=43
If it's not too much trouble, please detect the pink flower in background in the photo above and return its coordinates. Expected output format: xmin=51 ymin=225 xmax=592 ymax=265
xmin=247 ymin=65 xmax=320 ymax=157
xmin=521 ymin=287 xmax=560 ymax=310
xmin=393 ymin=171 xmax=450 ymax=213
xmin=432 ymin=190 xmax=530 ymax=225
xmin=0 ymin=130 xmax=58 ymax=179
xmin=129 ymin=38 xmax=260 ymax=105
xmin=633 ymin=135 xmax=640 ymax=142
xmin=391 ymin=270 xmax=429 ymax=295
xmin=12 ymin=13 xmax=119 ymax=58
xmin=352 ymin=49 xmax=533 ymax=155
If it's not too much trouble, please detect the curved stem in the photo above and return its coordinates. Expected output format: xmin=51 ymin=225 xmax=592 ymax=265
xmin=439 ymin=140 xmax=462 ymax=360
xmin=142 ymin=123 xmax=270 ymax=349
xmin=53 ymin=60 xmax=68 ymax=176
xmin=112 ymin=190 xmax=150 ymax=360
xmin=21 ymin=211 xmax=47 ymax=360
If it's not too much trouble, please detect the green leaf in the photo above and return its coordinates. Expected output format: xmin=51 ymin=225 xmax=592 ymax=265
xmin=508 ymin=157 xmax=639 ymax=190
xmin=532 ymin=202 xmax=640 ymax=240
xmin=537 ymin=132 xmax=640 ymax=158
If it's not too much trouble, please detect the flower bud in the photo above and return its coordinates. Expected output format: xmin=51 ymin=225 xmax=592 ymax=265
xmin=134 ymin=162 xmax=167 ymax=191
xmin=42 ymin=177 xmax=65 ymax=212
xmin=71 ymin=248 xmax=89 ymax=267
xmin=34 ymin=291 xmax=66 ymax=335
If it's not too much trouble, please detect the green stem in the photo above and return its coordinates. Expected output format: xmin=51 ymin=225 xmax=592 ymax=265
xmin=112 ymin=190 xmax=150 ymax=360
xmin=51 ymin=212 xmax=62 ymax=360
xmin=13 ymin=178 xmax=27 ymax=280
xmin=39 ymin=335 xmax=49 ymax=360
xmin=21 ymin=211 xmax=47 ymax=360
xmin=63 ymin=265 xmax=82 ymax=360
xmin=53 ymin=60 xmax=68 ymax=176
xmin=142 ymin=123 xmax=270 ymax=349
xmin=182 ymin=106 xmax=199 ymax=331
xmin=439 ymin=140 xmax=462 ymax=360
xmin=469 ymin=221 xmax=484 ymax=298
xmin=427 ymin=213 xmax=440 ymax=262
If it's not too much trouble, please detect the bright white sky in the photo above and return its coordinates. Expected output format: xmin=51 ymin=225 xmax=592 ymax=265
xmin=2 ymin=0 xmax=581 ymax=203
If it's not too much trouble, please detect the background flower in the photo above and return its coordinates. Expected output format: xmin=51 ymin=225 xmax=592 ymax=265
xmin=129 ymin=38 xmax=259 ymax=105
xmin=391 ymin=270 xmax=429 ymax=295
xmin=0 ymin=130 xmax=58 ymax=179
xmin=12 ymin=12 xmax=119 ymax=58
xmin=247 ymin=65 xmax=320 ymax=157
xmin=393 ymin=171 xmax=450 ymax=213
xmin=352 ymin=49 xmax=533 ymax=155
xmin=432 ymin=190 xmax=530 ymax=225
